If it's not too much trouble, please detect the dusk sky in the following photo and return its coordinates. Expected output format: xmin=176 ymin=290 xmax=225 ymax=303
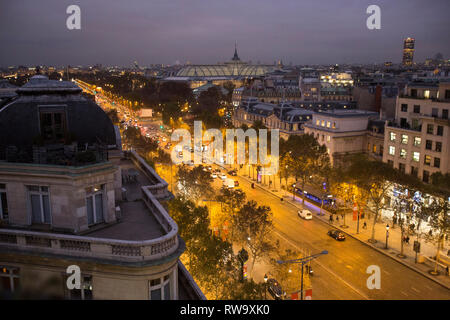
xmin=1 ymin=0 xmax=449 ymax=67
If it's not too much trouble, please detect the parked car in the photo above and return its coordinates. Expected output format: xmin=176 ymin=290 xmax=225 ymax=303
xmin=234 ymin=180 xmax=239 ymax=187
xmin=211 ymin=173 xmax=218 ymax=179
xmin=327 ymin=230 xmax=346 ymax=241
xmin=228 ymin=170 xmax=237 ymax=176
xmin=298 ymin=209 xmax=312 ymax=220
xmin=220 ymin=173 xmax=227 ymax=180
xmin=267 ymin=278 xmax=285 ymax=300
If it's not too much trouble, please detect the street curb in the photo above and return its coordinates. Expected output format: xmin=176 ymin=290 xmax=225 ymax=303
xmin=236 ymin=173 xmax=450 ymax=291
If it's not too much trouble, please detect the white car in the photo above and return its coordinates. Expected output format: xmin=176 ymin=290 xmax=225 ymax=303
xmin=211 ymin=173 xmax=218 ymax=179
xmin=298 ymin=209 xmax=313 ymax=220
xmin=220 ymin=173 xmax=227 ymax=180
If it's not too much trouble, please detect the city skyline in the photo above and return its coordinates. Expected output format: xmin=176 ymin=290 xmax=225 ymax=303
xmin=1 ymin=0 xmax=450 ymax=67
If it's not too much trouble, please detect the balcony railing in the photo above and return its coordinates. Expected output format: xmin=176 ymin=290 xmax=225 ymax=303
xmin=130 ymin=150 xmax=172 ymax=201
xmin=0 ymin=150 xmax=179 ymax=262
xmin=0 ymin=185 xmax=179 ymax=262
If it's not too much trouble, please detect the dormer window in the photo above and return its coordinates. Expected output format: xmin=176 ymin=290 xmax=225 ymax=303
xmin=39 ymin=106 xmax=67 ymax=143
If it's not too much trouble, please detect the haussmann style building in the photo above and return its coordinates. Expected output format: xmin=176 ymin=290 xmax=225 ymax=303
xmin=0 ymin=75 xmax=204 ymax=300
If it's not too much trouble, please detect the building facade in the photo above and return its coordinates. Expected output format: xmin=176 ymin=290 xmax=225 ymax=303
xmin=303 ymin=110 xmax=380 ymax=165
xmin=383 ymin=81 xmax=450 ymax=182
xmin=0 ymin=76 xmax=204 ymax=300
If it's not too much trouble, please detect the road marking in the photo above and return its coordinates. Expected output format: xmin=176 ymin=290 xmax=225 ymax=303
xmin=273 ymin=229 xmax=370 ymax=300
xmin=383 ymin=270 xmax=391 ymax=275
xmin=411 ymin=287 xmax=420 ymax=293
xmin=401 ymin=291 xmax=409 ymax=296
xmin=346 ymin=265 xmax=353 ymax=270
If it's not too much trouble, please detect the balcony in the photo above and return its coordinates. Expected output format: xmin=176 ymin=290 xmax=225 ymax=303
xmin=0 ymin=142 xmax=108 ymax=167
xmin=0 ymin=150 xmax=179 ymax=265
xmin=386 ymin=121 xmax=421 ymax=132
xmin=0 ymin=184 xmax=179 ymax=263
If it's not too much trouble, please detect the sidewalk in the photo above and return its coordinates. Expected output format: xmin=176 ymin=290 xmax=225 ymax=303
xmin=232 ymin=168 xmax=450 ymax=290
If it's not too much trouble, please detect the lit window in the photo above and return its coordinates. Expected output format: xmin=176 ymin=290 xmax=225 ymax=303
xmin=321 ymin=120 xmax=325 ymax=127
xmin=400 ymin=149 xmax=407 ymax=159
xmin=327 ymin=121 xmax=331 ymax=128
xmin=316 ymin=119 xmax=320 ymax=126
xmin=424 ymin=155 xmax=431 ymax=165
xmin=0 ymin=266 xmax=20 ymax=293
xmin=413 ymin=152 xmax=420 ymax=162
xmin=373 ymin=145 xmax=377 ymax=153
xmin=67 ymin=275 xmax=93 ymax=300
xmin=389 ymin=146 xmax=395 ymax=155
xmin=327 ymin=135 xmax=331 ymax=142
xmin=389 ymin=132 xmax=396 ymax=142
xmin=401 ymin=134 xmax=408 ymax=144
xmin=332 ymin=122 xmax=336 ymax=129
xmin=414 ymin=137 xmax=421 ymax=146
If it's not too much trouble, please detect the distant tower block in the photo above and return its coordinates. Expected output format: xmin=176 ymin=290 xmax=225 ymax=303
xmin=402 ymin=38 xmax=415 ymax=67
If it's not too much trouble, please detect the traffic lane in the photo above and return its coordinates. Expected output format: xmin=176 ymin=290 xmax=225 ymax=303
xmin=229 ymin=174 xmax=450 ymax=299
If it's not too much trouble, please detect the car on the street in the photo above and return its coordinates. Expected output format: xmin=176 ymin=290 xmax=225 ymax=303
xmin=211 ymin=173 xmax=218 ymax=179
xmin=267 ymin=278 xmax=285 ymax=300
xmin=206 ymin=166 xmax=212 ymax=171
xmin=297 ymin=209 xmax=312 ymax=220
xmin=228 ymin=170 xmax=237 ymax=176
xmin=234 ymin=180 xmax=239 ymax=187
xmin=327 ymin=229 xmax=346 ymax=241
xmin=220 ymin=173 xmax=227 ymax=180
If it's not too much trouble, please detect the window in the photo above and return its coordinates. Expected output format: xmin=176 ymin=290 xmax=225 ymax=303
xmin=414 ymin=137 xmax=421 ymax=146
xmin=389 ymin=132 xmax=396 ymax=142
xmin=321 ymin=120 xmax=325 ymax=127
xmin=423 ymin=170 xmax=430 ymax=183
xmin=373 ymin=145 xmax=377 ymax=153
xmin=316 ymin=119 xmax=320 ymax=126
xmin=401 ymin=134 xmax=408 ymax=145
xmin=332 ymin=122 xmax=336 ymax=129
xmin=400 ymin=118 xmax=407 ymax=128
xmin=326 ymin=135 xmax=331 ymax=142
xmin=445 ymin=90 xmax=450 ymax=99
xmin=326 ymin=121 xmax=331 ymax=128
xmin=86 ymin=185 xmax=104 ymax=226
xmin=400 ymin=149 xmax=407 ymax=159
xmin=424 ymin=90 xmax=430 ymax=99
xmin=411 ymin=89 xmax=417 ymax=98
xmin=67 ymin=275 xmax=93 ymax=300
xmin=435 ymin=142 xmax=442 ymax=152
xmin=411 ymin=166 xmax=418 ymax=177
xmin=149 ymin=274 xmax=171 ymax=300
xmin=437 ymin=126 xmax=443 ymax=136
xmin=434 ymin=157 xmax=440 ymax=168
xmin=401 ymin=104 xmax=408 ymax=112
xmin=398 ymin=163 xmax=405 ymax=173
xmin=0 ymin=266 xmax=20 ymax=294
xmin=443 ymin=109 xmax=448 ymax=119
xmin=431 ymin=108 xmax=438 ymax=118
xmin=413 ymin=105 xmax=420 ymax=113
xmin=426 ymin=140 xmax=432 ymax=150
xmin=427 ymin=124 xmax=434 ymax=134
xmin=389 ymin=146 xmax=395 ymax=156
xmin=27 ymin=185 xmax=51 ymax=224
xmin=39 ymin=109 xmax=67 ymax=142
xmin=424 ymin=155 xmax=431 ymax=165
xmin=0 ymin=184 xmax=8 ymax=221
xmin=413 ymin=152 xmax=420 ymax=162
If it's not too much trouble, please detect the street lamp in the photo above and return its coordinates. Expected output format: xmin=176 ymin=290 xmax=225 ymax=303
xmin=277 ymin=250 xmax=328 ymax=300
xmin=263 ymin=274 xmax=268 ymax=299
xmin=385 ymin=224 xmax=390 ymax=249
